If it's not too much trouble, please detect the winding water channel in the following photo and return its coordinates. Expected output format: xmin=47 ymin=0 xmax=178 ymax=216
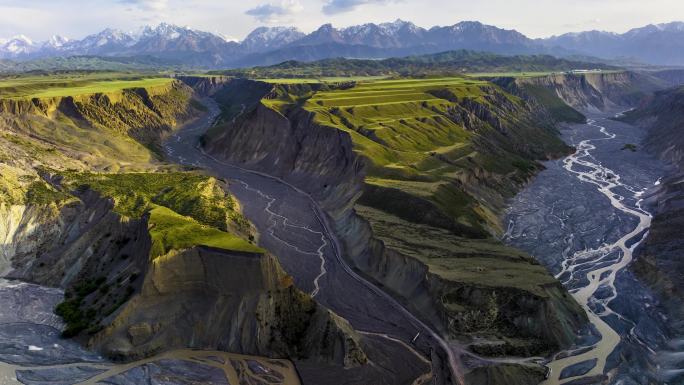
xmin=3 ymin=100 xmax=679 ymax=385
xmin=504 ymin=112 xmax=673 ymax=384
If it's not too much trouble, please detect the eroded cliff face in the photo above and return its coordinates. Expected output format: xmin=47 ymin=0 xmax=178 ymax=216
xmin=511 ymin=71 xmax=665 ymax=112
xmin=94 ymin=247 xmax=366 ymax=367
xmin=623 ymin=87 xmax=684 ymax=166
xmin=201 ymin=78 xmax=588 ymax=372
xmin=175 ymin=75 xmax=232 ymax=96
xmin=621 ymin=87 xmax=684 ymax=339
xmin=0 ymin=176 xmax=146 ymax=289
xmin=0 ymin=80 xmax=200 ymax=158
xmin=204 ymin=102 xmax=363 ymax=221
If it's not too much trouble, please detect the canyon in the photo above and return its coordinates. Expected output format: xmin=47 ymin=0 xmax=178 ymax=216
xmin=194 ymin=70 xmax=681 ymax=383
xmin=0 ymin=67 xmax=683 ymax=385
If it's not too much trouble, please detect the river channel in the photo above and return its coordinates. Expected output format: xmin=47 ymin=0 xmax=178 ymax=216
xmin=504 ymin=112 xmax=674 ymax=384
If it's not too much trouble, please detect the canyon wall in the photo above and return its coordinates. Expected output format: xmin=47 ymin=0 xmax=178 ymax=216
xmin=0 ymin=80 xmax=200 ymax=157
xmin=201 ymin=78 xmax=588 ymax=371
xmin=621 ymin=87 xmax=684 ymax=339
xmin=513 ymin=71 xmax=665 ymax=111
xmin=491 ymin=71 xmax=667 ymax=125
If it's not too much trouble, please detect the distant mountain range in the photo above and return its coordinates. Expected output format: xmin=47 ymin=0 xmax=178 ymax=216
xmin=541 ymin=22 xmax=684 ymax=66
xmin=2 ymin=20 xmax=684 ymax=68
xmin=218 ymin=50 xmax=616 ymax=78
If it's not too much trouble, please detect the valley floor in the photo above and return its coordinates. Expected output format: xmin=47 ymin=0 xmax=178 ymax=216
xmin=504 ymin=111 xmax=675 ymax=384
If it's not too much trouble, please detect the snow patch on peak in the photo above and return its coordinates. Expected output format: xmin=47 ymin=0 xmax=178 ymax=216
xmin=378 ymin=19 xmax=417 ymax=33
xmin=45 ymin=35 xmax=69 ymax=48
xmin=9 ymin=35 xmax=34 ymax=45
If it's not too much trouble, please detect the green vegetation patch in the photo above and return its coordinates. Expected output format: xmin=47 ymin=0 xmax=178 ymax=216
xmin=55 ymin=276 xmax=108 ymax=337
xmin=148 ymin=205 xmax=263 ymax=259
xmin=622 ymin=143 xmax=637 ymax=152
xmin=0 ymin=165 xmax=71 ymax=205
xmin=62 ymin=171 xmax=259 ymax=255
xmin=64 ymin=172 xmax=243 ymax=228
xmin=355 ymin=205 xmax=556 ymax=296
xmin=0 ymin=165 xmax=28 ymax=205
xmin=25 ymin=180 xmax=71 ymax=205
xmin=0 ymin=73 xmax=172 ymax=100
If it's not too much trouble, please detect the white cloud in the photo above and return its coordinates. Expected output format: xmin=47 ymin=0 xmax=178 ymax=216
xmin=321 ymin=0 xmax=395 ymax=15
xmin=245 ymin=0 xmax=303 ymax=23
xmin=118 ymin=0 xmax=168 ymax=11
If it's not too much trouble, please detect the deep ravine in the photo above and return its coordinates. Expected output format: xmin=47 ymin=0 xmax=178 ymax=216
xmin=504 ymin=112 xmax=672 ymax=384
xmin=166 ymin=98 xmax=455 ymax=384
xmin=0 ymin=98 xmax=435 ymax=385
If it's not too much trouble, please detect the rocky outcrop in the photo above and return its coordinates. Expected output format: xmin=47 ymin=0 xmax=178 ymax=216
xmin=93 ymin=246 xmax=367 ymax=367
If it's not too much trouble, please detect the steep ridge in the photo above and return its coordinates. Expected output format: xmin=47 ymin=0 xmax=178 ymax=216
xmin=200 ymin=76 xmax=588 ymax=381
xmin=93 ymin=246 xmax=367 ymax=366
xmin=622 ymin=86 xmax=684 ymax=166
xmin=0 ymin=81 xmax=370 ymax=375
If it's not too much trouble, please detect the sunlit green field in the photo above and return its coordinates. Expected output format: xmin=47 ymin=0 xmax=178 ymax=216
xmin=0 ymin=73 xmax=172 ymax=99
xmin=302 ymin=77 xmax=499 ymax=167
xmin=148 ymin=205 xmax=263 ymax=258
xmin=62 ymin=172 xmax=263 ymax=256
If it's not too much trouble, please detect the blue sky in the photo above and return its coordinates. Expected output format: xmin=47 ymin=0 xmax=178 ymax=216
xmin=1 ymin=0 xmax=683 ymax=41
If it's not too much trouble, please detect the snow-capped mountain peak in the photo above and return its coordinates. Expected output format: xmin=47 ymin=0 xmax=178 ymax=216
xmin=378 ymin=19 xmax=419 ymax=34
xmin=44 ymin=35 xmax=70 ymax=48
xmin=141 ymin=22 xmax=191 ymax=40
xmin=242 ymin=26 xmax=304 ymax=53
xmin=10 ymin=34 xmax=33 ymax=45
xmin=2 ymin=35 xmax=38 ymax=56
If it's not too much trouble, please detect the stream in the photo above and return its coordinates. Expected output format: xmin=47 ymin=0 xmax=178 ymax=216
xmin=504 ymin=112 xmax=675 ymax=384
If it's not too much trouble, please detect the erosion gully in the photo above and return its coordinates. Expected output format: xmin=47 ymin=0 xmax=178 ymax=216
xmin=504 ymin=110 xmax=680 ymax=384
xmin=0 ymin=99 xmax=449 ymax=385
